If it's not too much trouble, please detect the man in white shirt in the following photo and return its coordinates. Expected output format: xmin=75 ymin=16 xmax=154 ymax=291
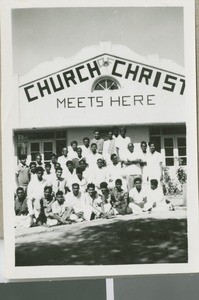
xmin=87 ymin=143 xmax=102 ymax=173
xmin=102 ymin=129 xmax=116 ymax=165
xmin=51 ymin=166 xmax=69 ymax=195
xmin=129 ymin=177 xmax=147 ymax=214
xmin=122 ymin=143 xmax=142 ymax=190
xmin=64 ymin=183 xmax=87 ymax=222
xmin=63 ymin=160 xmax=76 ymax=190
xmin=68 ymin=140 xmax=78 ymax=160
xmin=84 ymin=183 xmax=102 ymax=220
xmin=58 ymin=147 xmax=70 ymax=171
xmin=115 ymin=127 xmax=131 ymax=161
xmin=81 ymin=137 xmax=91 ymax=161
xmin=107 ymin=154 xmax=127 ymax=191
xmin=71 ymin=167 xmax=87 ymax=193
xmin=147 ymin=141 xmax=163 ymax=183
xmin=90 ymin=129 xmax=104 ymax=154
xmin=139 ymin=141 xmax=148 ymax=185
xmin=27 ymin=166 xmax=48 ymax=226
xmin=51 ymin=191 xmax=73 ymax=225
xmin=93 ymin=158 xmax=109 ymax=191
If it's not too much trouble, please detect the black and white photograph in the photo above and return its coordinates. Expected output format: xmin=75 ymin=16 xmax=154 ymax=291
xmin=1 ymin=0 xmax=199 ymax=280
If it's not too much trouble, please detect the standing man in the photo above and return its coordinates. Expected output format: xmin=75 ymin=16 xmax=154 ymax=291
xmin=147 ymin=141 xmax=163 ymax=183
xmin=115 ymin=127 xmax=131 ymax=161
xmin=58 ymin=147 xmax=70 ymax=171
xmin=102 ymin=129 xmax=116 ymax=165
xmin=90 ymin=129 xmax=104 ymax=154
xmin=15 ymin=154 xmax=30 ymax=192
xmin=51 ymin=166 xmax=69 ymax=195
xmin=81 ymin=137 xmax=91 ymax=160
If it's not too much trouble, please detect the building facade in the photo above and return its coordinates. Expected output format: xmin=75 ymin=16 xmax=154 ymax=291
xmin=13 ymin=42 xmax=186 ymax=176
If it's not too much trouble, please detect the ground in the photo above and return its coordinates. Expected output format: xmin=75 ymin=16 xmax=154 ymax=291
xmin=15 ymin=207 xmax=187 ymax=266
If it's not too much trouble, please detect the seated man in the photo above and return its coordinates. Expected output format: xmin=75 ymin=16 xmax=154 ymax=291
xmin=36 ymin=186 xmax=55 ymax=226
xmin=64 ymin=183 xmax=86 ymax=222
xmin=99 ymin=182 xmax=115 ymax=218
xmin=129 ymin=177 xmax=147 ymax=214
xmin=84 ymin=183 xmax=102 ymax=220
xmin=110 ymin=179 xmax=132 ymax=215
xmin=14 ymin=187 xmax=29 ymax=228
xmin=144 ymin=179 xmax=173 ymax=212
xmin=51 ymin=191 xmax=73 ymax=225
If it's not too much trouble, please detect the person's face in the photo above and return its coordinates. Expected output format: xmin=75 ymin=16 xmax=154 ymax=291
xmin=79 ymin=161 xmax=86 ymax=170
xmin=56 ymin=170 xmax=62 ymax=179
xmin=36 ymin=155 xmax=42 ymax=163
xmin=51 ymin=156 xmax=57 ymax=164
xmin=120 ymin=128 xmax=126 ymax=137
xmin=17 ymin=189 xmax=25 ymax=200
xmin=72 ymin=185 xmax=79 ymax=196
xmin=94 ymin=131 xmax=100 ymax=140
xmin=77 ymin=172 xmax=83 ymax=180
xmin=113 ymin=128 xmax=119 ymax=137
xmin=108 ymin=131 xmax=113 ymax=140
xmin=91 ymin=144 xmax=97 ymax=154
xmin=20 ymin=158 xmax=26 ymax=165
xmin=44 ymin=188 xmax=52 ymax=199
xmin=57 ymin=195 xmax=64 ymax=204
xmin=97 ymin=159 xmax=103 ymax=168
xmin=115 ymin=182 xmax=122 ymax=190
xmin=111 ymin=155 xmax=118 ymax=164
xmin=45 ymin=166 xmax=51 ymax=174
xmin=149 ymin=143 xmax=156 ymax=154
xmin=30 ymin=164 xmax=36 ymax=173
xmin=141 ymin=143 xmax=147 ymax=153
xmin=101 ymin=188 xmax=108 ymax=197
xmin=135 ymin=181 xmax=142 ymax=191
xmin=83 ymin=139 xmax=89 ymax=147
xmin=151 ymin=183 xmax=157 ymax=190
xmin=62 ymin=148 xmax=68 ymax=156
xmin=77 ymin=148 xmax=82 ymax=157
xmin=123 ymin=193 xmax=129 ymax=201
xmin=37 ymin=170 xmax=43 ymax=180
xmin=67 ymin=163 xmax=73 ymax=172
xmin=71 ymin=142 xmax=77 ymax=151
xmin=88 ymin=187 xmax=95 ymax=197
xmin=128 ymin=144 xmax=134 ymax=153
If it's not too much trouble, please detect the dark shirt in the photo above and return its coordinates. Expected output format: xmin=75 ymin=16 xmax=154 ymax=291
xmin=15 ymin=197 xmax=28 ymax=215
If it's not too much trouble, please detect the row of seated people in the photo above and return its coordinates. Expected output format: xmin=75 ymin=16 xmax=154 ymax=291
xmin=15 ymin=177 xmax=174 ymax=228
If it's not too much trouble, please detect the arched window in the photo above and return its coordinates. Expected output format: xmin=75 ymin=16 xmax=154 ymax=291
xmin=92 ymin=76 xmax=120 ymax=91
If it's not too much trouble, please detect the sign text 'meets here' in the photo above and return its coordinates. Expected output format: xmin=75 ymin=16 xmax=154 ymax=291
xmin=22 ymin=58 xmax=185 ymax=102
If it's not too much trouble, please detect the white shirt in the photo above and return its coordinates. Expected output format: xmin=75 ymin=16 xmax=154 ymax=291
xmin=107 ymin=162 xmax=124 ymax=183
xmin=92 ymin=166 xmax=109 ymax=189
xmin=68 ymin=147 xmax=78 ymax=160
xmin=71 ymin=175 xmax=88 ymax=193
xmin=52 ymin=200 xmax=68 ymax=216
xmin=87 ymin=152 xmax=102 ymax=171
xmin=65 ymin=191 xmax=86 ymax=213
xmin=115 ymin=135 xmax=131 ymax=160
xmin=129 ymin=187 xmax=146 ymax=204
xmin=123 ymin=150 xmax=141 ymax=175
xmin=81 ymin=145 xmax=91 ymax=162
xmin=51 ymin=176 xmax=68 ymax=194
xmin=147 ymin=151 xmax=163 ymax=180
xmin=58 ymin=155 xmax=70 ymax=170
xmin=102 ymin=139 xmax=116 ymax=164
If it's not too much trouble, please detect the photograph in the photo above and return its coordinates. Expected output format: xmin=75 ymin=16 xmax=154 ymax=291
xmin=1 ymin=0 xmax=199 ymax=280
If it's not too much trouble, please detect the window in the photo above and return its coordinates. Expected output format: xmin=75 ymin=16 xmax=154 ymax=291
xmin=149 ymin=126 xmax=186 ymax=167
xmin=92 ymin=76 xmax=120 ymax=91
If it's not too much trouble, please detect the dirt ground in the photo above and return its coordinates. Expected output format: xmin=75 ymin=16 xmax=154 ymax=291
xmin=15 ymin=208 xmax=187 ymax=266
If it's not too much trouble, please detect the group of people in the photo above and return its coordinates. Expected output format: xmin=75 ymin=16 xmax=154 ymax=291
xmin=15 ymin=127 xmax=173 ymax=228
